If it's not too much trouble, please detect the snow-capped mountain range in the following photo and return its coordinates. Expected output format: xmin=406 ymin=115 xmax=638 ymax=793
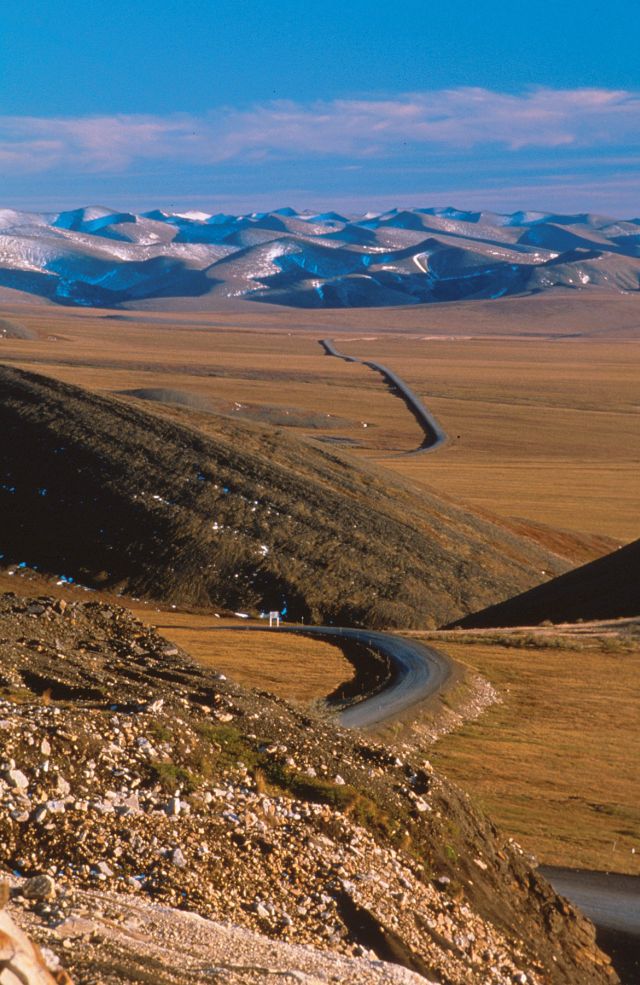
xmin=1 ymin=205 xmax=640 ymax=309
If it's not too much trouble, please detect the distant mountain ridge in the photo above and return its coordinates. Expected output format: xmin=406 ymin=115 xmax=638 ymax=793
xmin=0 ymin=205 xmax=640 ymax=308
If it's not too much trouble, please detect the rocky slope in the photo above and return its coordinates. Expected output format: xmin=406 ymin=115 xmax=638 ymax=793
xmin=453 ymin=539 xmax=640 ymax=628
xmin=0 ymin=205 xmax=640 ymax=309
xmin=0 ymin=592 xmax=617 ymax=984
xmin=0 ymin=364 xmax=573 ymax=629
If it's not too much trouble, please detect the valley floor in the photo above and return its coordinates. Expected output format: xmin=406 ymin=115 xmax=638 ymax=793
xmin=420 ymin=622 xmax=640 ymax=876
xmin=0 ymin=293 xmax=638 ymax=543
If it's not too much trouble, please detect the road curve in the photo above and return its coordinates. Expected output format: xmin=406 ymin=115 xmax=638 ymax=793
xmin=319 ymin=337 xmax=447 ymax=454
xmin=540 ymin=867 xmax=640 ymax=984
xmin=210 ymin=624 xmax=452 ymax=728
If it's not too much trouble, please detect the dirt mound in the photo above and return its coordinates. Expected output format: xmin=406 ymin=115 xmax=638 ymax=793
xmin=0 ymin=318 xmax=36 ymax=340
xmin=117 ymin=387 xmax=215 ymax=410
xmin=452 ymin=539 xmax=640 ymax=628
xmin=0 ymin=592 xmax=617 ymax=984
xmin=0 ymin=364 xmax=570 ymax=628
xmin=120 ymin=388 xmax=354 ymax=430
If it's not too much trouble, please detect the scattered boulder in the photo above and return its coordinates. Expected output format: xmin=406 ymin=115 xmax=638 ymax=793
xmin=22 ymin=876 xmax=56 ymax=901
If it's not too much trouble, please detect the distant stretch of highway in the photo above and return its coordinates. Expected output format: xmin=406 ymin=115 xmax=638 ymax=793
xmin=319 ymin=337 xmax=447 ymax=453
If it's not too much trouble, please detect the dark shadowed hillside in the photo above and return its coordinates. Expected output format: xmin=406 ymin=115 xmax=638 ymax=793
xmin=452 ymin=539 xmax=640 ymax=628
xmin=0 ymin=363 xmax=572 ymax=628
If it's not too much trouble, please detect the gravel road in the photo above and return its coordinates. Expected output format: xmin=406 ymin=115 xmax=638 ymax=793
xmin=540 ymin=867 xmax=640 ymax=984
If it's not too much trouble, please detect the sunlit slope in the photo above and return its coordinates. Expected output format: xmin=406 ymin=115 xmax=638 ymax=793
xmin=0 ymin=364 xmax=571 ymax=627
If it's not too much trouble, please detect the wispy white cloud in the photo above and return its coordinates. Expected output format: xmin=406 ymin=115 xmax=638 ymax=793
xmin=1 ymin=87 xmax=640 ymax=174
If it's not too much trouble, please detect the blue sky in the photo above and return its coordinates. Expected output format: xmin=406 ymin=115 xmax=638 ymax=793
xmin=1 ymin=0 xmax=639 ymax=214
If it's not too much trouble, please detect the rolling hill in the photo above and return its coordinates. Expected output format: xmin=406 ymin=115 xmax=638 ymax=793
xmin=0 ymin=205 xmax=639 ymax=308
xmin=0 ymin=363 xmax=574 ymax=628
xmin=452 ymin=538 xmax=640 ymax=628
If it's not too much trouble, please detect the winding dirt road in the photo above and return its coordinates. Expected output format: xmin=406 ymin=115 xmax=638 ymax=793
xmin=215 ymin=339 xmax=633 ymax=973
xmin=283 ymin=625 xmax=451 ymax=728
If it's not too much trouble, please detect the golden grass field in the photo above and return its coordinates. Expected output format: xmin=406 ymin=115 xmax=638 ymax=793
xmin=340 ymin=335 xmax=639 ymax=540
xmin=424 ymin=630 xmax=640 ymax=875
xmin=149 ymin=622 xmax=353 ymax=702
xmin=1 ymin=293 xmax=637 ymax=543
